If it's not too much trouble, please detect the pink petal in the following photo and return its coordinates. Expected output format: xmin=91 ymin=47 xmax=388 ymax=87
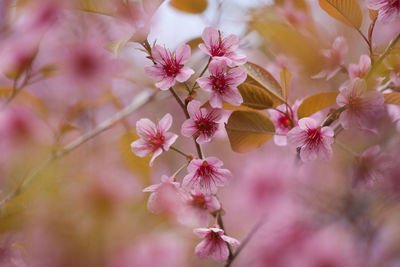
xmin=182 ymin=172 xmax=197 ymax=190
xmin=152 ymin=45 xmax=171 ymax=65
xmin=317 ymin=142 xmax=333 ymax=161
xmin=144 ymin=65 xmax=165 ymax=81
xmin=187 ymin=100 xmax=202 ymax=118
xmin=211 ymin=240 xmax=229 ymax=262
xmin=298 ymin=117 xmax=317 ymax=130
xmin=222 ymin=87 xmax=243 ymax=106
xmin=157 ymin=113 xmax=173 ymax=133
xmin=221 ymin=235 xmax=240 ymax=247
xmin=194 ymin=228 xmax=212 ymax=238
xmin=195 ymin=239 xmax=213 ymax=259
xmin=209 ymin=92 xmax=223 ymax=108
xmin=221 ymin=34 xmax=239 ymax=51
xmin=142 ymin=183 xmax=160 ymax=192
xmin=187 ymin=159 xmax=203 ymax=172
xmin=228 ymin=52 xmax=247 ymax=66
xmin=209 ymin=60 xmax=227 ymax=77
xmin=300 ymin=146 xmax=317 ymax=162
xmin=131 ymin=139 xmax=151 ymax=157
xmin=163 ymin=132 xmax=178 ymax=150
xmin=196 ymin=133 xmax=211 ymax=144
xmin=175 ymin=66 xmax=194 ymax=82
xmin=136 ymin=118 xmax=157 ymax=138
xmin=201 ymin=26 xmax=219 ymax=49
xmin=205 ymin=156 xmax=223 ymax=167
xmin=149 ymin=148 xmax=163 ymax=166
xmin=198 ymin=43 xmax=212 ymax=56
xmin=287 ymin=127 xmax=308 ymax=146
xmin=226 ymin=67 xmax=247 ymax=86
xmin=181 ymin=119 xmax=197 ymax=137
xmin=175 ymin=44 xmax=191 ymax=64
xmin=197 ymin=77 xmax=213 ymax=91
xmin=273 ymin=134 xmax=288 ymax=146
xmin=155 ymin=76 xmax=175 ymax=90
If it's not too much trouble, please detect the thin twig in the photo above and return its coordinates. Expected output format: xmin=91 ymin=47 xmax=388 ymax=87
xmin=0 ymin=90 xmax=155 ymax=209
xmin=225 ymin=214 xmax=267 ymax=267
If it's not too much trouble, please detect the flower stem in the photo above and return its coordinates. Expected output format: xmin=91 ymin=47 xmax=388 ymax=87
xmin=170 ymin=146 xmax=190 ymax=158
xmin=172 ymin=161 xmax=190 ymax=178
xmin=190 ymin=57 xmax=211 ymax=94
xmin=321 ymin=106 xmax=347 ymax=127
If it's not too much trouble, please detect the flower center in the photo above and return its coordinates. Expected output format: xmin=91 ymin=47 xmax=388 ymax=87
xmin=195 ymin=117 xmax=217 ymax=137
xmin=192 ymin=194 xmax=206 ymax=208
xmin=149 ymin=133 xmax=165 ymax=151
xmin=211 ymin=76 xmax=227 ymax=94
xmin=164 ymin=62 xmax=181 ymax=77
xmin=278 ymin=115 xmax=292 ymax=129
xmin=197 ymin=161 xmax=214 ymax=178
xmin=306 ymin=128 xmax=322 ymax=148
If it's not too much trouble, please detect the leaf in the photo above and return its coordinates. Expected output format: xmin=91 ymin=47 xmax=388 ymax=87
xmin=225 ymin=111 xmax=275 ymax=153
xmin=202 ymin=101 xmax=259 ymax=112
xmin=120 ymin=131 xmax=151 ymax=184
xmin=297 ymin=92 xmax=339 ymax=119
xmin=0 ymin=87 xmax=49 ymax=118
xmin=106 ymin=37 xmax=131 ymax=56
xmin=237 ymin=83 xmax=274 ymax=110
xmin=242 ymin=62 xmax=285 ymax=107
xmin=280 ymin=67 xmax=292 ymax=100
xmin=60 ymin=123 xmax=79 ymax=135
xmin=384 ymin=92 xmax=400 ymax=105
xmin=169 ymin=0 xmax=207 ymax=14
xmin=78 ymin=0 xmax=113 ymax=16
xmin=369 ymin=9 xmax=378 ymax=21
xmin=318 ymin=0 xmax=363 ymax=29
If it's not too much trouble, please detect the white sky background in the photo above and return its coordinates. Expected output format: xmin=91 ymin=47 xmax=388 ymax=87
xmin=148 ymin=0 xmax=273 ymax=48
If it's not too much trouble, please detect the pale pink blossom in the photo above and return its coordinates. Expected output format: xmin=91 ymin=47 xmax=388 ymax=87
xmin=269 ymin=101 xmax=300 ymax=146
xmin=368 ymin=0 xmax=400 ymax=23
xmin=179 ymin=189 xmax=220 ymax=226
xmin=336 ymin=78 xmax=384 ymax=130
xmin=131 ymin=113 xmax=178 ymax=166
xmin=182 ymin=157 xmax=232 ymax=195
xmin=353 ymin=145 xmax=391 ymax=188
xmin=312 ymin=37 xmax=348 ymax=80
xmin=278 ymin=0 xmax=308 ymax=27
xmin=348 ymin=55 xmax=371 ymax=80
xmin=197 ymin=60 xmax=246 ymax=108
xmin=287 ymin=118 xmax=334 ymax=162
xmin=199 ymin=26 xmax=247 ymax=67
xmin=193 ymin=227 xmax=240 ymax=262
xmin=144 ymin=44 xmax=194 ymax=90
xmin=142 ymin=175 xmax=183 ymax=215
xmin=181 ymin=100 xmax=222 ymax=144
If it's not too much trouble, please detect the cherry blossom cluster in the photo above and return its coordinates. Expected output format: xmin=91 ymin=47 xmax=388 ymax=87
xmin=131 ymin=26 xmax=246 ymax=263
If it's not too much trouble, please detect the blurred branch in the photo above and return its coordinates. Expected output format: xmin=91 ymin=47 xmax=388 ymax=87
xmin=0 ymin=90 xmax=155 ymax=209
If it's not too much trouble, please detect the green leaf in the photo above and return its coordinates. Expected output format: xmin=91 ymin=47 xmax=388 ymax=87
xmin=384 ymin=92 xmax=400 ymax=105
xmin=225 ymin=111 xmax=275 ymax=153
xmin=169 ymin=0 xmax=207 ymax=14
xmin=318 ymin=0 xmax=363 ymax=29
xmin=297 ymin=92 xmax=339 ymax=119
xmin=243 ymin=62 xmax=285 ymax=107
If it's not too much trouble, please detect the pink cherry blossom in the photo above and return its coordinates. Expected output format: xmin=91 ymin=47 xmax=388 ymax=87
xmin=268 ymin=101 xmax=300 ymax=146
xmin=348 ymin=55 xmax=371 ymax=80
xmin=312 ymin=36 xmax=348 ymax=80
xmin=368 ymin=0 xmax=400 ymax=23
xmin=181 ymin=100 xmax=222 ymax=144
xmin=193 ymin=227 xmax=240 ymax=262
xmin=179 ymin=189 xmax=221 ymax=226
xmin=182 ymin=157 xmax=232 ymax=195
xmin=131 ymin=113 xmax=178 ymax=166
xmin=352 ymin=145 xmax=391 ymax=188
xmin=142 ymin=175 xmax=183 ymax=215
xmin=287 ymin=118 xmax=334 ymax=162
xmin=199 ymin=26 xmax=247 ymax=67
xmin=197 ymin=60 xmax=246 ymax=108
xmin=336 ymin=78 xmax=384 ymax=130
xmin=144 ymin=44 xmax=194 ymax=90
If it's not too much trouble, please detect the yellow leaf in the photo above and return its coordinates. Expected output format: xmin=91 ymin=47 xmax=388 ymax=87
xmin=297 ymin=92 xmax=339 ymax=119
xmin=225 ymin=111 xmax=275 ymax=153
xmin=169 ymin=0 xmax=207 ymax=14
xmin=384 ymin=92 xmax=400 ymax=105
xmin=77 ymin=0 xmax=113 ymax=16
xmin=202 ymin=101 xmax=259 ymax=112
xmin=106 ymin=37 xmax=131 ymax=56
xmin=369 ymin=9 xmax=378 ymax=21
xmin=186 ymin=37 xmax=203 ymax=51
xmin=237 ymin=83 xmax=273 ymax=110
xmin=318 ymin=0 xmax=363 ymax=29
xmin=119 ymin=131 xmax=151 ymax=184
xmin=280 ymin=67 xmax=292 ymax=100
xmin=243 ymin=62 xmax=285 ymax=107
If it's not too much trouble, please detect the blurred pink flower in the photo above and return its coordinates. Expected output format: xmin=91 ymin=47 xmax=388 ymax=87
xmin=269 ymin=101 xmax=300 ymax=146
xmin=368 ymin=0 xmax=400 ymax=23
xmin=353 ymin=145 xmax=391 ymax=188
xmin=131 ymin=113 xmax=178 ymax=166
xmin=179 ymin=189 xmax=220 ymax=226
xmin=348 ymin=55 xmax=371 ymax=80
xmin=142 ymin=175 xmax=183 ymax=215
xmin=181 ymin=100 xmax=222 ymax=144
xmin=312 ymin=36 xmax=348 ymax=80
xmin=183 ymin=157 xmax=232 ymax=195
xmin=199 ymin=26 xmax=247 ymax=67
xmin=144 ymin=44 xmax=194 ymax=90
xmin=336 ymin=78 xmax=384 ymax=130
xmin=287 ymin=118 xmax=334 ymax=162
xmin=193 ymin=227 xmax=239 ymax=262
xmin=278 ymin=0 xmax=308 ymax=27
xmin=197 ymin=60 xmax=246 ymax=108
